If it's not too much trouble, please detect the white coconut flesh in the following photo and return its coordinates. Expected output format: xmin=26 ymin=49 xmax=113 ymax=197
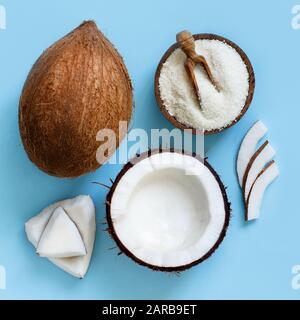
xmin=246 ymin=161 xmax=279 ymax=221
xmin=25 ymin=195 xmax=96 ymax=278
xmin=110 ymin=152 xmax=228 ymax=268
xmin=244 ymin=142 xmax=275 ymax=200
xmin=36 ymin=206 xmax=87 ymax=258
xmin=237 ymin=121 xmax=267 ymax=186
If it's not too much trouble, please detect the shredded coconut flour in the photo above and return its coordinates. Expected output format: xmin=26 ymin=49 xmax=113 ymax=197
xmin=158 ymin=39 xmax=249 ymax=131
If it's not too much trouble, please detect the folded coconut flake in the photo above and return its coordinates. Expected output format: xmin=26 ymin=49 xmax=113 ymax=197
xmin=246 ymin=161 xmax=279 ymax=221
xmin=36 ymin=206 xmax=86 ymax=258
xmin=25 ymin=195 xmax=96 ymax=278
xmin=237 ymin=121 xmax=267 ymax=186
xmin=243 ymin=141 xmax=275 ymax=200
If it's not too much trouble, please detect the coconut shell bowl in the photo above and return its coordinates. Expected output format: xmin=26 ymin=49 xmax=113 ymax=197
xmin=154 ymin=33 xmax=255 ymax=135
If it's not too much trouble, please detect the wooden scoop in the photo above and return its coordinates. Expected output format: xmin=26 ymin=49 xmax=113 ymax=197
xmin=176 ymin=30 xmax=218 ymax=104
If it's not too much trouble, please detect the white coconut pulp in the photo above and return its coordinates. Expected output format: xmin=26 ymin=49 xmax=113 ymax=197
xmin=36 ymin=207 xmax=87 ymax=258
xmin=109 ymin=152 xmax=228 ymax=268
xmin=25 ymin=195 xmax=96 ymax=278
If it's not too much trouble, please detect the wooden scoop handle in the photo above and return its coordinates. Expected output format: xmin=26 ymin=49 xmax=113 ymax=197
xmin=176 ymin=30 xmax=219 ymax=98
xmin=176 ymin=30 xmax=198 ymax=60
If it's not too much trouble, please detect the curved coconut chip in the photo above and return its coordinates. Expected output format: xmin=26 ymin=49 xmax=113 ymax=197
xmin=237 ymin=121 xmax=267 ymax=186
xmin=243 ymin=141 xmax=275 ymax=200
xmin=246 ymin=161 xmax=279 ymax=221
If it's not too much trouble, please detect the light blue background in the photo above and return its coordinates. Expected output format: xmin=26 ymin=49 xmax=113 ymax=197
xmin=0 ymin=0 xmax=296 ymax=299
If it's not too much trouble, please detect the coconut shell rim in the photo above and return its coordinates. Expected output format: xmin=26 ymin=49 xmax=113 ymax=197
xmin=154 ymin=33 xmax=255 ymax=135
xmin=106 ymin=148 xmax=231 ymax=272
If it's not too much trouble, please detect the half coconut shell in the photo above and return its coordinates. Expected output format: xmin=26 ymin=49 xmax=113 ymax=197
xmin=106 ymin=149 xmax=231 ymax=272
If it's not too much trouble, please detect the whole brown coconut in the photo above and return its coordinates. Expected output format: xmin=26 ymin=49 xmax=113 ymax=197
xmin=19 ymin=21 xmax=133 ymax=178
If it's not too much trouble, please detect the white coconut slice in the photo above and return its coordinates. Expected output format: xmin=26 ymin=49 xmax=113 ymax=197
xmin=237 ymin=121 xmax=267 ymax=186
xmin=106 ymin=150 xmax=230 ymax=271
xmin=246 ymin=161 xmax=279 ymax=221
xmin=243 ymin=141 xmax=275 ymax=200
xmin=25 ymin=195 xmax=96 ymax=278
xmin=36 ymin=207 xmax=86 ymax=258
